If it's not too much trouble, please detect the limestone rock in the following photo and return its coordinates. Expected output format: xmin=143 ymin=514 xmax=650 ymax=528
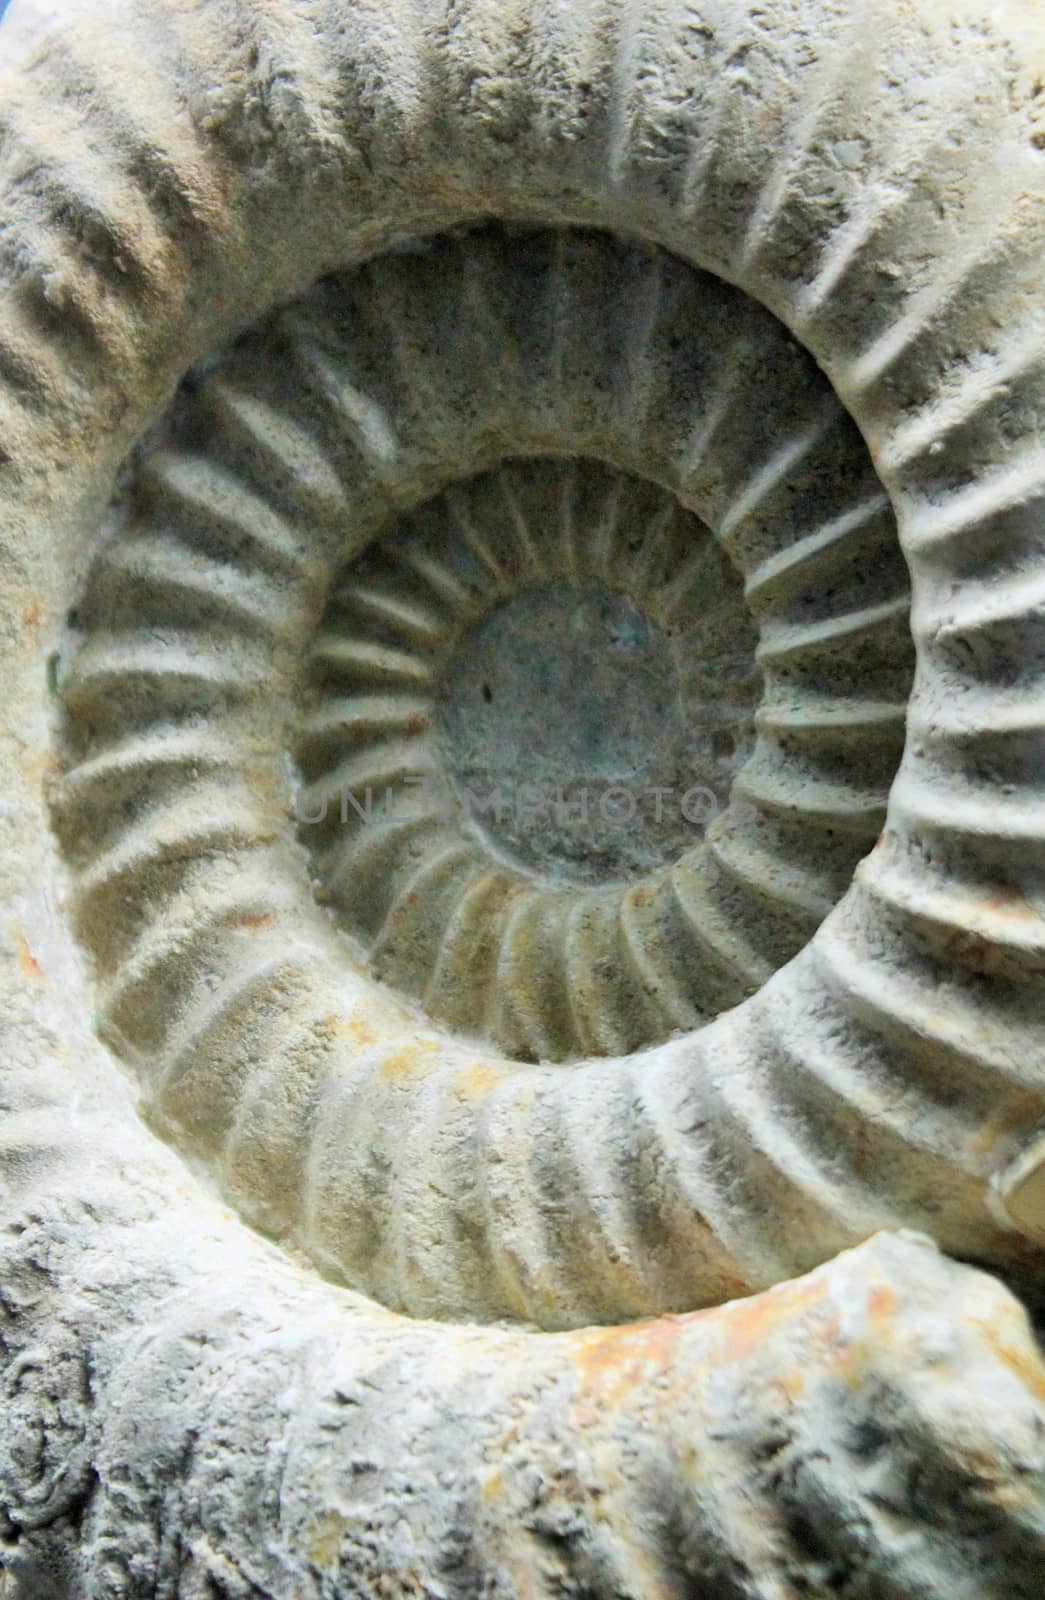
xmin=0 ymin=0 xmax=1043 ymax=1593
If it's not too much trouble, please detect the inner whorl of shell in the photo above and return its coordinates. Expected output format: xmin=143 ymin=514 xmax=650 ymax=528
xmin=297 ymin=459 xmax=766 ymax=1058
xmin=53 ymin=225 xmax=912 ymax=1078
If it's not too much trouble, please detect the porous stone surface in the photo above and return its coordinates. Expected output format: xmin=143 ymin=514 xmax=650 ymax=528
xmin=3 ymin=1192 xmax=1045 ymax=1599
xmin=0 ymin=0 xmax=1044 ymax=1593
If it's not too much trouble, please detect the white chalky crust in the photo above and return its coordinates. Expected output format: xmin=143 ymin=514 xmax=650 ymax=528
xmin=0 ymin=0 xmax=1044 ymax=1593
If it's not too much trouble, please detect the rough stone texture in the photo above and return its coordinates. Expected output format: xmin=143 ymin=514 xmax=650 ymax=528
xmin=0 ymin=0 xmax=1044 ymax=1593
xmin=3 ymin=1191 xmax=1045 ymax=1599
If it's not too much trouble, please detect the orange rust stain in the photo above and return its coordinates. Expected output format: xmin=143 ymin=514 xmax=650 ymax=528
xmin=777 ymin=1367 xmax=807 ymax=1403
xmin=826 ymin=1347 xmax=865 ymax=1389
xmin=13 ymin=931 xmax=43 ymax=981
xmin=568 ymin=1280 xmax=837 ymax=1433
xmin=231 ymin=910 xmax=277 ymax=931
xmin=975 ymin=1317 xmax=1045 ymax=1406
xmin=569 ymin=1314 xmax=689 ymax=1422
xmin=820 ymin=1307 xmax=842 ymax=1342
xmin=868 ymin=1282 xmax=898 ymax=1324
xmin=570 ymin=1272 xmax=838 ymax=1426
xmin=22 ymin=599 xmax=41 ymax=628
xmin=823 ymin=1279 xmax=902 ymax=1391
xmin=719 ymin=1274 xmax=829 ymax=1363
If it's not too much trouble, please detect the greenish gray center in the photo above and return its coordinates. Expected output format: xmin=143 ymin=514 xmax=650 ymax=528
xmin=437 ymin=582 xmax=703 ymax=885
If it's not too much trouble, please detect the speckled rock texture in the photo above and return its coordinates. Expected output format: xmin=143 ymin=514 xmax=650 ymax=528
xmin=1 ymin=0 xmax=1045 ymax=1594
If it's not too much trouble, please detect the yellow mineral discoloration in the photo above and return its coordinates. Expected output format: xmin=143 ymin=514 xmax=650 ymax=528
xmin=479 ymin=1465 xmax=503 ymax=1503
xmin=335 ymin=1014 xmax=380 ymax=1049
xmin=454 ymin=1060 xmax=505 ymax=1101
xmin=306 ymin=1510 xmax=347 ymax=1570
xmin=24 ymin=747 xmax=62 ymax=795
xmin=379 ymin=1039 xmax=440 ymax=1083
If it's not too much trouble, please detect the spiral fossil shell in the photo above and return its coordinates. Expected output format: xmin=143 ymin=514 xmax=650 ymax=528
xmin=49 ymin=213 xmax=1035 ymax=1331
xmin=2 ymin=0 xmax=1045 ymax=1593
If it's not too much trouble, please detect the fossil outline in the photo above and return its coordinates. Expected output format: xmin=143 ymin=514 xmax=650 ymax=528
xmin=46 ymin=161 xmax=1045 ymax=1331
xmin=52 ymin=229 xmax=931 ymax=1327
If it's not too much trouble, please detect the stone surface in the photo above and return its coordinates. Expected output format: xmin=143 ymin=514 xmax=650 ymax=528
xmin=3 ymin=1201 xmax=1045 ymax=1599
xmin=0 ymin=0 xmax=1044 ymax=1593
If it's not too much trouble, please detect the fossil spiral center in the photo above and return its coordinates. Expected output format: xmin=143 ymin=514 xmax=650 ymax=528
xmin=437 ymin=581 xmax=709 ymax=886
xmin=295 ymin=456 xmax=766 ymax=1055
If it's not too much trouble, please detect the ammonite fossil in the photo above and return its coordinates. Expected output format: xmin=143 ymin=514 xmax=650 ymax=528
xmin=2 ymin=0 xmax=1045 ymax=1594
